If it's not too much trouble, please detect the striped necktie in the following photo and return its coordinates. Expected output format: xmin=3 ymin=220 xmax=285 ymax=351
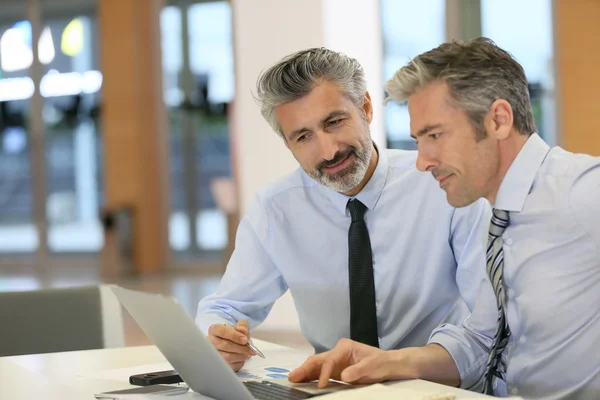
xmin=483 ymin=208 xmax=511 ymax=395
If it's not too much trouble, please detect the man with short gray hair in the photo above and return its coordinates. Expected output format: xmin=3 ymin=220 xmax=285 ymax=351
xmin=196 ymin=47 xmax=491 ymax=374
xmin=290 ymin=38 xmax=600 ymax=400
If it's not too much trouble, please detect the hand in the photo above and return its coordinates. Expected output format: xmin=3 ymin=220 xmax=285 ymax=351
xmin=288 ymin=338 xmax=414 ymax=388
xmin=207 ymin=320 xmax=256 ymax=371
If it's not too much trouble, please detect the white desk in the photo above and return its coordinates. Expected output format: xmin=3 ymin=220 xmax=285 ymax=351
xmin=0 ymin=340 xmax=492 ymax=399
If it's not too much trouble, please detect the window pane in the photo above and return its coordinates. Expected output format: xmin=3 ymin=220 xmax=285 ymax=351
xmin=188 ymin=1 xmax=233 ymax=252
xmin=381 ymin=0 xmax=445 ymax=149
xmin=482 ymin=0 xmax=555 ymax=145
xmin=0 ymin=20 xmax=39 ymax=253
xmin=162 ymin=2 xmax=234 ymax=256
xmin=42 ymin=16 xmax=104 ymax=252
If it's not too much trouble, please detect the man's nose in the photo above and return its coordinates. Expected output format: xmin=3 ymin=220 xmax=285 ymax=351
xmin=317 ymin=133 xmax=341 ymax=161
xmin=415 ymin=143 xmax=438 ymax=172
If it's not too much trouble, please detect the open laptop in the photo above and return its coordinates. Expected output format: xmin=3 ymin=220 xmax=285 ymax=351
xmin=111 ymin=286 xmax=333 ymax=400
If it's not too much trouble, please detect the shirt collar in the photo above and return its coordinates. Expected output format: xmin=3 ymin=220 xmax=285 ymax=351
xmin=321 ymin=144 xmax=389 ymax=216
xmin=494 ymin=133 xmax=550 ymax=212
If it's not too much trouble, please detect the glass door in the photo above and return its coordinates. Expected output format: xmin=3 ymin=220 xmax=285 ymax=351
xmin=161 ymin=0 xmax=234 ymax=266
xmin=0 ymin=3 xmax=43 ymax=263
xmin=0 ymin=0 xmax=103 ymax=269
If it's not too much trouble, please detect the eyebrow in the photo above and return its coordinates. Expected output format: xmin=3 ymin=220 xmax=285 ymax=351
xmin=287 ymin=110 xmax=350 ymax=141
xmin=410 ymin=123 xmax=444 ymax=140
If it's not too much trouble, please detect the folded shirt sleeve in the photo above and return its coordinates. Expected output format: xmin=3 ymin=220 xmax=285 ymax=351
xmin=428 ymin=273 xmax=499 ymax=391
xmin=195 ymin=195 xmax=288 ymax=335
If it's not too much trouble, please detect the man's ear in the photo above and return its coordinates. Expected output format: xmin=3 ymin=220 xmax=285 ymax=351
xmin=362 ymin=91 xmax=374 ymax=124
xmin=485 ymin=99 xmax=513 ymax=140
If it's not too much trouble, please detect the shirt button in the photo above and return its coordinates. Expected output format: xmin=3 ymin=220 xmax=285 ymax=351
xmin=511 ymin=387 xmax=519 ymax=396
xmin=504 ymin=237 xmax=513 ymax=246
xmin=519 ymin=335 xmax=527 ymax=344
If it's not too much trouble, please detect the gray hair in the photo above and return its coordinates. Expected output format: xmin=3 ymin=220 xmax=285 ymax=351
xmin=255 ymin=47 xmax=367 ymax=137
xmin=385 ymin=37 xmax=536 ymax=138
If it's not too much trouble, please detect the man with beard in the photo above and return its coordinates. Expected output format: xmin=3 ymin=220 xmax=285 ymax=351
xmin=195 ymin=47 xmax=492 ymax=372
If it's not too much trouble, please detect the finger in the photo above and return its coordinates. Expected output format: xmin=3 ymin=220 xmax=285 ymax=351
xmin=316 ymin=340 xmax=355 ymax=387
xmin=235 ymin=320 xmax=250 ymax=337
xmin=220 ymin=350 xmax=252 ymax=365
xmin=288 ymin=354 xmax=325 ymax=383
xmin=208 ymin=335 xmax=255 ymax=356
xmin=230 ymin=361 xmax=245 ymax=372
xmin=208 ymin=323 xmax=248 ymax=345
xmin=318 ymin=356 xmax=336 ymax=388
xmin=210 ymin=337 xmax=254 ymax=356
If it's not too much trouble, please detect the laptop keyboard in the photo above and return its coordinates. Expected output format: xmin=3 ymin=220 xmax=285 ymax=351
xmin=244 ymin=380 xmax=318 ymax=400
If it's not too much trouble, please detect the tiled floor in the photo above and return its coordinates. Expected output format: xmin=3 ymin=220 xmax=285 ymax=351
xmin=0 ymin=264 xmax=312 ymax=352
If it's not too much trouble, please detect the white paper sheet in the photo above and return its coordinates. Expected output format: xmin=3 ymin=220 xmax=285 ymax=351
xmin=236 ymin=348 xmax=310 ymax=380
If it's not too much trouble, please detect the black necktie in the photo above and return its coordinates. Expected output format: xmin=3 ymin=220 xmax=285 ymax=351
xmin=347 ymin=199 xmax=379 ymax=348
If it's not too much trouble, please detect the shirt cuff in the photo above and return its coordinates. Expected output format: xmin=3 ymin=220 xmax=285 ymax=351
xmin=428 ymin=323 xmax=489 ymax=390
xmin=195 ymin=312 xmax=237 ymax=335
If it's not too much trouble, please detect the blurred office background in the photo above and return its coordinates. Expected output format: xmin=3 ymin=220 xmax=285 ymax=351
xmin=0 ymin=0 xmax=597 ymax=349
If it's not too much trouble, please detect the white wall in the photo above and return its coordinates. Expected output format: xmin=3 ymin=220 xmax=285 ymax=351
xmin=322 ymin=0 xmax=385 ymax=151
xmin=231 ymin=0 xmax=324 ymax=216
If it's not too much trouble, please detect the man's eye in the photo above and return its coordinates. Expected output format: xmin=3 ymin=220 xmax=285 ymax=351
xmin=328 ymin=119 xmax=342 ymax=127
xmin=297 ymin=135 xmax=307 ymax=142
xmin=430 ymin=133 xmax=441 ymax=139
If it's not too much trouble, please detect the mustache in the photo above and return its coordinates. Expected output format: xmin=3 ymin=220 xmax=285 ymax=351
xmin=431 ymin=168 xmax=453 ymax=180
xmin=316 ymin=148 xmax=356 ymax=171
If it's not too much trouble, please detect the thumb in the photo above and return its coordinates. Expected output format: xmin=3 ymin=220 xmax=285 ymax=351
xmin=235 ymin=320 xmax=250 ymax=337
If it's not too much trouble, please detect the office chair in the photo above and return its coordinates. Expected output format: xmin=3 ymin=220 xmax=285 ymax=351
xmin=0 ymin=285 xmax=124 ymax=357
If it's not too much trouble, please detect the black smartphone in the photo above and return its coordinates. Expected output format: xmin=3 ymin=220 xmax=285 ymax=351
xmin=129 ymin=369 xmax=183 ymax=386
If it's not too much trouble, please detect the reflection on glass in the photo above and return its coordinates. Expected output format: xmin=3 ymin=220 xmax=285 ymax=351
xmin=61 ymin=18 xmax=84 ymax=57
xmin=0 ymin=21 xmax=56 ymax=72
xmin=381 ymin=0 xmax=445 ymax=149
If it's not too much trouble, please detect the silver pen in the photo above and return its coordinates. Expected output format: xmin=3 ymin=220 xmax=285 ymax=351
xmin=246 ymin=339 xmax=266 ymax=359
xmin=224 ymin=324 xmax=266 ymax=359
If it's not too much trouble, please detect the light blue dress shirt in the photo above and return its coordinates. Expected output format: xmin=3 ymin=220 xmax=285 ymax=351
xmin=430 ymin=134 xmax=600 ymax=399
xmin=196 ymin=148 xmax=491 ymax=353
